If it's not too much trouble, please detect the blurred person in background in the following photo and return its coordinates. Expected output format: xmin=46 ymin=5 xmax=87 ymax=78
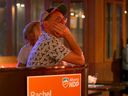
xmin=122 ymin=39 xmax=128 ymax=81
xmin=17 ymin=21 xmax=42 ymax=67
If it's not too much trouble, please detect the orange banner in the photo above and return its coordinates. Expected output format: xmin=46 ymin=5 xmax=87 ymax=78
xmin=27 ymin=73 xmax=81 ymax=96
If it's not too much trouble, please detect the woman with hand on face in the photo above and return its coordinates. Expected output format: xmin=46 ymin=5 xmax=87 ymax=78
xmin=27 ymin=4 xmax=85 ymax=67
xmin=17 ymin=21 xmax=42 ymax=67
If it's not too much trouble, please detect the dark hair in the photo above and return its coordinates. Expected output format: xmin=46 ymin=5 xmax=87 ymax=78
xmin=40 ymin=3 xmax=67 ymax=22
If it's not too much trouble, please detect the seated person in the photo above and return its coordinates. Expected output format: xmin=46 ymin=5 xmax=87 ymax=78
xmin=122 ymin=39 xmax=128 ymax=81
xmin=17 ymin=21 xmax=42 ymax=67
xmin=27 ymin=3 xmax=85 ymax=67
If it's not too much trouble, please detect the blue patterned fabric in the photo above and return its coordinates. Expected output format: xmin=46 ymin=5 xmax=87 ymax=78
xmin=27 ymin=31 xmax=70 ymax=67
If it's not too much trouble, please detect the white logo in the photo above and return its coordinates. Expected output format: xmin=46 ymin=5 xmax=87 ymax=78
xmin=62 ymin=77 xmax=80 ymax=88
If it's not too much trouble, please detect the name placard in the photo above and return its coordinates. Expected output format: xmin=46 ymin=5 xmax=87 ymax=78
xmin=27 ymin=73 xmax=81 ymax=96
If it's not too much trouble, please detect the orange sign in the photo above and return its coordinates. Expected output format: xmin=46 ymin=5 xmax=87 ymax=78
xmin=27 ymin=73 xmax=81 ymax=96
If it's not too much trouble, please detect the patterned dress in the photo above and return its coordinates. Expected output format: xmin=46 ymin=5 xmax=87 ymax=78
xmin=27 ymin=31 xmax=70 ymax=67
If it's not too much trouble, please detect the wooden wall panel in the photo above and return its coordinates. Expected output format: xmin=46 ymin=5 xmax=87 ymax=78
xmin=86 ymin=0 xmax=96 ymax=75
xmin=87 ymin=0 xmax=126 ymax=82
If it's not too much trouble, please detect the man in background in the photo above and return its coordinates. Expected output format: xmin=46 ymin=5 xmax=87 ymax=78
xmin=122 ymin=39 xmax=128 ymax=81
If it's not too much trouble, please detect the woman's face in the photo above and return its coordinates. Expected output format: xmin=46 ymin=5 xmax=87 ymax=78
xmin=27 ymin=26 xmax=42 ymax=46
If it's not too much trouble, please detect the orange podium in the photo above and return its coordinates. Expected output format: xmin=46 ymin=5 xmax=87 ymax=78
xmin=0 ymin=64 xmax=87 ymax=96
xmin=27 ymin=74 xmax=81 ymax=96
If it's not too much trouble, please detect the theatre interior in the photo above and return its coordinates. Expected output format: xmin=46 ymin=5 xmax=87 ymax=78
xmin=0 ymin=0 xmax=128 ymax=96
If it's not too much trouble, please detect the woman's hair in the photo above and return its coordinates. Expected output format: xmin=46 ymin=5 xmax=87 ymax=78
xmin=23 ymin=21 xmax=41 ymax=43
